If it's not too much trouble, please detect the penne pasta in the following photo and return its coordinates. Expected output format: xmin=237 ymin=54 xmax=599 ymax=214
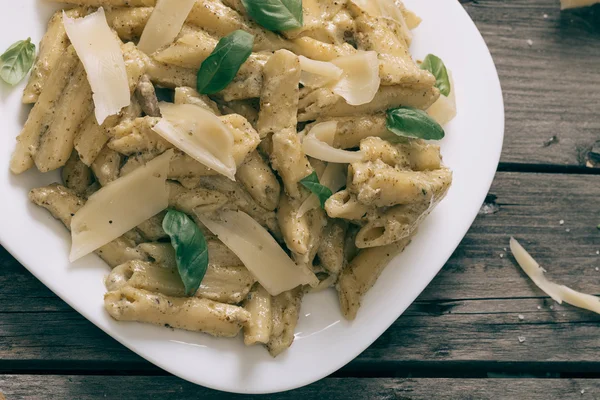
xmin=34 ymin=63 xmax=94 ymax=173
xmin=23 ymin=8 xmax=84 ymax=104
xmin=91 ymin=147 xmax=123 ymax=187
xmin=243 ymin=284 xmax=272 ymax=346
xmin=266 ymin=287 xmax=303 ymax=357
xmin=105 ymin=286 xmax=250 ymax=337
xmin=107 ymin=259 xmax=256 ymax=304
xmin=236 ymin=150 xmax=281 ymax=211
xmin=317 ymin=219 xmax=348 ymax=275
xmin=10 ymin=46 xmax=79 ymax=174
xmin=62 ymin=151 xmax=94 ymax=196
xmin=337 ymin=237 xmax=411 ymax=320
xmin=298 ymin=85 xmax=440 ymax=122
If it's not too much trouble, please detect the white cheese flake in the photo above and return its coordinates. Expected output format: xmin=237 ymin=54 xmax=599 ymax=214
xmin=63 ymin=8 xmax=130 ymax=125
xmin=331 ymin=51 xmax=381 ymax=106
xmin=298 ymin=56 xmax=343 ymax=89
xmin=197 ymin=210 xmax=319 ymax=296
xmin=510 ymin=237 xmax=600 ymax=315
xmin=302 ymin=121 xmax=364 ymax=163
xmin=153 ymin=103 xmax=237 ymax=180
xmin=138 ymin=0 xmax=196 ymax=55
xmin=70 ymin=150 xmax=173 ymax=262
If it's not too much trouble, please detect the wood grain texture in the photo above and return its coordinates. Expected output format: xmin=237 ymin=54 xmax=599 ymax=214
xmin=464 ymin=0 xmax=600 ymax=167
xmin=0 ymin=376 xmax=598 ymax=399
xmin=2 ymin=172 xmax=600 ymax=369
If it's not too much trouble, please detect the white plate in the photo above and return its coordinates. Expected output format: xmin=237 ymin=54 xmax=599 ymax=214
xmin=0 ymin=0 xmax=504 ymax=394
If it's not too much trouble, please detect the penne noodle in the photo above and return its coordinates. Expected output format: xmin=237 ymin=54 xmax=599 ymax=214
xmin=91 ymin=147 xmax=123 ymax=187
xmin=105 ymin=286 xmax=250 ymax=337
xmin=236 ymin=150 xmax=281 ymax=211
xmin=136 ymin=211 xmax=168 ymax=242
xmin=106 ymin=259 xmax=256 ymax=304
xmin=34 ymin=63 xmax=94 ymax=173
xmin=23 ymin=8 xmax=85 ymax=104
xmin=298 ymin=85 xmax=440 ymax=122
xmin=317 ymin=219 xmax=348 ymax=275
xmin=348 ymin=163 xmax=452 ymax=208
xmin=106 ymin=7 xmax=154 ymax=40
xmin=267 ymin=288 xmax=303 ymax=357
xmin=337 ymin=237 xmax=412 ymax=320
xmin=62 ymin=151 xmax=94 ymax=196
xmin=243 ymin=284 xmax=272 ymax=346
xmin=174 ymin=86 xmax=221 ymax=115
xmin=10 ymin=46 xmax=79 ymax=174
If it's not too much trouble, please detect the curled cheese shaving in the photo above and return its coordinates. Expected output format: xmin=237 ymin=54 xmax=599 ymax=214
xmin=331 ymin=51 xmax=381 ymax=106
xmin=510 ymin=237 xmax=600 ymax=314
xmin=138 ymin=0 xmax=196 ymax=55
xmin=153 ymin=103 xmax=236 ymax=180
xmin=63 ymin=8 xmax=130 ymax=125
xmin=299 ymin=56 xmax=343 ymax=89
xmin=302 ymin=121 xmax=364 ymax=163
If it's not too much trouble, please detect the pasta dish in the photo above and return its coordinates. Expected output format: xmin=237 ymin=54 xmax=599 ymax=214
xmin=6 ymin=0 xmax=455 ymax=356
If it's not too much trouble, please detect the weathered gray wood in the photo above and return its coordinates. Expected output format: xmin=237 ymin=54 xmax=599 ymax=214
xmin=2 ymin=172 xmax=600 ymax=369
xmin=0 ymin=376 xmax=598 ymax=399
xmin=464 ymin=0 xmax=600 ymax=167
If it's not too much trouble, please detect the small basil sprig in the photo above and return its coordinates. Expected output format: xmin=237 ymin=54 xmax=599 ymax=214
xmin=300 ymin=171 xmax=333 ymax=208
xmin=420 ymin=54 xmax=451 ymax=97
xmin=0 ymin=38 xmax=36 ymax=86
xmin=196 ymin=30 xmax=254 ymax=95
xmin=386 ymin=107 xmax=445 ymax=140
xmin=241 ymin=0 xmax=303 ymax=32
xmin=162 ymin=210 xmax=209 ymax=296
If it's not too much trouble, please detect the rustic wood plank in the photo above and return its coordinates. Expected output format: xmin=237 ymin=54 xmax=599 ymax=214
xmin=464 ymin=0 xmax=600 ymax=167
xmin=0 ymin=376 xmax=598 ymax=399
xmin=2 ymin=171 xmax=600 ymax=369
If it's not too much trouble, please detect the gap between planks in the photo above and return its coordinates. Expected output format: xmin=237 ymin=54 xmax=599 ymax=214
xmin=0 ymin=376 xmax=599 ymax=399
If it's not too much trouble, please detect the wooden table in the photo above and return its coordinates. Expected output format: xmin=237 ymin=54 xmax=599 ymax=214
xmin=2 ymin=1 xmax=600 ymax=398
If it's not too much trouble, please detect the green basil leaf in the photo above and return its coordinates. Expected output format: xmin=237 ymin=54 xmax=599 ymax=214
xmin=162 ymin=209 xmax=209 ymax=296
xmin=300 ymin=171 xmax=333 ymax=208
xmin=386 ymin=107 xmax=445 ymax=140
xmin=241 ymin=0 xmax=303 ymax=31
xmin=196 ymin=30 xmax=254 ymax=95
xmin=420 ymin=54 xmax=451 ymax=97
xmin=0 ymin=38 xmax=36 ymax=86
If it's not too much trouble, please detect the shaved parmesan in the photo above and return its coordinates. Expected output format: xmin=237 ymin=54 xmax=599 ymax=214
xmin=298 ymin=162 xmax=347 ymax=217
xmin=560 ymin=0 xmax=600 ymax=9
xmin=197 ymin=210 xmax=319 ymax=296
xmin=70 ymin=150 xmax=172 ymax=262
xmin=138 ymin=0 xmax=196 ymax=55
xmin=378 ymin=0 xmax=413 ymax=43
xmin=153 ymin=103 xmax=236 ymax=180
xmin=302 ymin=121 xmax=364 ymax=163
xmin=299 ymin=56 xmax=343 ymax=89
xmin=427 ymin=71 xmax=457 ymax=126
xmin=352 ymin=0 xmax=418 ymax=42
xmin=63 ymin=8 xmax=130 ymax=125
xmin=510 ymin=237 xmax=600 ymax=314
xmin=330 ymin=51 xmax=381 ymax=106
